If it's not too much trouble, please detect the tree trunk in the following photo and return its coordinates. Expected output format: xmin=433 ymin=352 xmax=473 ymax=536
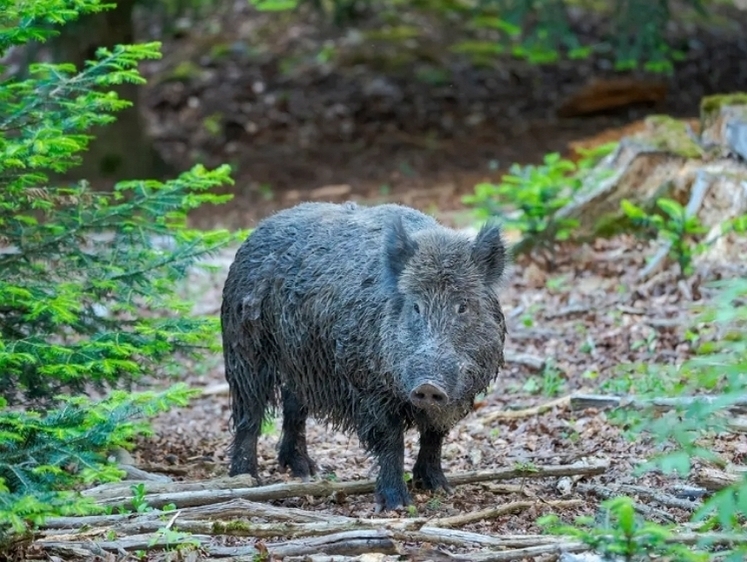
xmin=50 ymin=0 xmax=174 ymax=189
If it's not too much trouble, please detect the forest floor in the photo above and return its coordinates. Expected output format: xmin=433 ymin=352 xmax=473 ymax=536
xmin=33 ymin=3 xmax=747 ymax=561
xmin=112 ymin=233 xmax=747 ymax=561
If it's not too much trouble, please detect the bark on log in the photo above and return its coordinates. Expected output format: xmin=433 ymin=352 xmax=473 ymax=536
xmin=44 ymin=498 xmax=340 ymax=529
xmin=93 ymin=462 xmax=608 ymax=510
xmin=38 ymin=529 xmax=398 ymax=558
xmin=570 ymin=393 xmax=747 ymax=415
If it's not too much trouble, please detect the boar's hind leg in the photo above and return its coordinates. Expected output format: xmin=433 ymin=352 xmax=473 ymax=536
xmin=359 ymin=419 xmax=411 ymax=512
xmin=227 ymin=355 xmax=274 ymax=481
xmin=277 ymin=386 xmax=317 ymax=480
xmin=413 ymin=428 xmax=453 ymax=493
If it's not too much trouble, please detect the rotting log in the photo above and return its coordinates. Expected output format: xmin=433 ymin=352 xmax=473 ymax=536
xmin=542 ymin=95 xmax=747 ymax=271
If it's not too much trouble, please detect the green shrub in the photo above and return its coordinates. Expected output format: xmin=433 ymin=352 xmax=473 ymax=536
xmin=463 ymin=144 xmax=614 ymax=255
xmin=0 ymin=0 xmax=242 ymax=540
xmin=0 ymin=1 xmax=241 ymax=403
xmin=0 ymin=385 xmax=196 ymax=536
xmin=248 ymin=0 xmax=706 ymax=71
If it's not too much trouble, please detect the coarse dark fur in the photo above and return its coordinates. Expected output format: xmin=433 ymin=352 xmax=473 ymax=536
xmin=221 ymin=201 xmax=508 ymax=511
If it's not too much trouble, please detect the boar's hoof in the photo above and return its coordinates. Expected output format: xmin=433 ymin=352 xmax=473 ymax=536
xmin=409 ymin=383 xmax=449 ymax=409
xmin=278 ymin=450 xmax=318 ymax=480
xmin=375 ymin=483 xmax=412 ymax=513
xmin=412 ymin=462 xmax=453 ymax=493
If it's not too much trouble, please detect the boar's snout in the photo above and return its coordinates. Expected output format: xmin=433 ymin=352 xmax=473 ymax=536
xmin=409 ymin=382 xmax=449 ymax=409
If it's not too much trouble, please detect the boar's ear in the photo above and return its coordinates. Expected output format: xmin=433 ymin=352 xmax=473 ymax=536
xmin=383 ymin=216 xmax=418 ymax=284
xmin=471 ymin=222 xmax=507 ymax=286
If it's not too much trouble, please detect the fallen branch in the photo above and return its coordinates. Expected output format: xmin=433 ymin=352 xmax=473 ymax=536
xmin=570 ymin=393 xmax=747 ymax=415
xmin=83 ymin=473 xmax=258 ymax=501
xmin=94 ymin=462 xmax=608 ymax=510
xmin=449 ymin=541 xmax=588 ymax=562
xmin=428 ymin=499 xmax=583 ymax=528
xmin=37 ymin=529 xmax=398 ymax=558
xmin=576 ymin=484 xmax=675 ymax=522
xmin=484 ymin=396 xmax=570 ymax=422
xmin=612 ymin=484 xmax=701 ymax=512
xmin=44 ymin=498 xmax=341 ymax=530
xmin=117 ymin=463 xmax=173 ymax=483
xmin=638 ymin=170 xmax=711 ymax=280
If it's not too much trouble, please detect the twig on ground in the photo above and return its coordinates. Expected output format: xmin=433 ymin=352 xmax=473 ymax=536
xmin=484 ymin=396 xmax=570 ymax=422
xmin=448 ymin=542 xmax=589 ymax=562
xmin=428 ymin=499 xmax=583 ymax=528
xmin=576 ymin=484 xmax=675 ymax=522
xmin=117 ymin=464 xmax=173 ymax=483
xmin=202 ymin=382 xmax=230 ymax=396
xmin=544 ymin=305 xmax=592 ymax=319
xmin=92 ymin=462 xmax=608 ymax=510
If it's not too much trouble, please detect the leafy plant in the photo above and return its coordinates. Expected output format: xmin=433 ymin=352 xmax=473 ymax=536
xmin=0 ymin=0 xmax=243 ymax=540
xmin=1 ymin=3 xmax=243 ymax=403
xmin=539 ymin=496 xmax=709 ymax=561
xmin=0 ymin=385 xmax=195 ymax=536
xmin=621 ymin=198 xmax=708 ymax=277
xmin=247 ymin=0 xmax=705 ymax=71
xmin=464 ymin=146 xmax=614 ymax=254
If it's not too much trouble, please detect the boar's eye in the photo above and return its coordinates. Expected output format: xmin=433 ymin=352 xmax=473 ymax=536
xmin=413 ymin=302 xmax=421 ymax=314
xmin=456 ymin=302 xmax=468 ymax=314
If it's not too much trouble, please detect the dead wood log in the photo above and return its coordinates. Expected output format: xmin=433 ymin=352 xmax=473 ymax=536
xmin=569 ymin=393 xmax=747 ymax=415
xmin=37 ymin=529 xmax=398 ymax=558
xmin=83 ymin=473 xmax=257 ymax=501
xmin=44 ymin=498 xmax=340 ymax=530
xmin=693 ymin=466 xmax=743 ymax=491
xmin=93 ymin=462 xmax=609 ymax=510
xmin=549 ymin=97 xmax=747 ymax=270
xmin=399 ymin=529 xmax=585 ymax=550
xmin=727 ymin=417 xmax=747 ymax=433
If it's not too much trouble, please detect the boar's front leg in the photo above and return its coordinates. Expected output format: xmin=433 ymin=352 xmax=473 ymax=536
xmin=359 ymin=417 xmax=411 ymax=512
xmin=413 ymin=427 xmax=453 ymax=493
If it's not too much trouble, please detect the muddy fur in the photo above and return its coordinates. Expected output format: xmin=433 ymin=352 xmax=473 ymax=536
xmin=221 ymin=201 xmax=508 ymax=511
